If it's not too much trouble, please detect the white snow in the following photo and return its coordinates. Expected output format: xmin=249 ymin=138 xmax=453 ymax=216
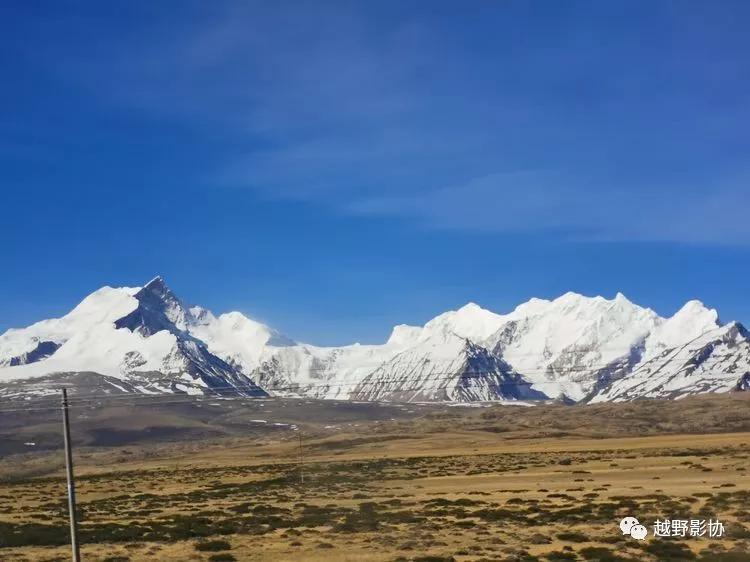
xmin=188 ymin=310 xmax=293 ymax=373
xmin=483 ymin=292 xmax=663 ymax=400
xmin=420 ymin=302 xmax=506 ymax=343
xmin=0 ymin=279 xmax=744 ymax=405
xmin=643 ymin=300 xmax=720 ymax=361
xmin=590 ymin=322 xmax=749 ymax=403
xmin=0 ymin=286 xmax=139 ymax=362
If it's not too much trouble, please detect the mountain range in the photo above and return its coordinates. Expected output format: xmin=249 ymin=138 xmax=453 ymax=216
xmin=1 ymin=276 xmax=748 ymax=404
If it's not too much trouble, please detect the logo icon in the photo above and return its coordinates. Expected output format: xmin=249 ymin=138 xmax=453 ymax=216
xmin=620 ymin=516 xmax=648 ymax=540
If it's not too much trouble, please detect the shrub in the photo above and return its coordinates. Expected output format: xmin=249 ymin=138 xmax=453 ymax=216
xmin=556 ymin=531 xmax=589 ymax=543
xmin=697 ymin=553 xmax=750 ymax=562
xmin=543 ymin=552 xmax=578 ymax=561
xmin=195 ymin=539 xmax=232 ymax=552
xmin=208 ymin=555 xmax=237 ymax=562
xmin=644 ymin=540 xmax=696 ymax=560
xmin=579 ymin=547 xmax=638 ymax=561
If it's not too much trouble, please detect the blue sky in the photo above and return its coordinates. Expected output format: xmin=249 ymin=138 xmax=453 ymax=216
xmin=2 ymin=1 xmax=749 ymax=345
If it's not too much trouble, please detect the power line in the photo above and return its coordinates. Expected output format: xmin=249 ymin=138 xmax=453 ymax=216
xmin=1 ymin=359 xmax=736 ymax=402
xmin=0 ymin=354 xmax=686 ymax=397
xmin=0 ymin=331 xmax=706 ymax=406
xmin=0 ymin=338 xmax=700 ymax=387
xmin=0 ymin=368 xmax=733 ymax=415
xmin=1 ymin=340 xmax=686 ymax=365
xmin=0 ymin=369 xmax=670 ymax=404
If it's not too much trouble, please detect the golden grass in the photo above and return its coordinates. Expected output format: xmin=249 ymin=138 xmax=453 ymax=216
xmin=1 ymin=393 xmax=749 ymax=561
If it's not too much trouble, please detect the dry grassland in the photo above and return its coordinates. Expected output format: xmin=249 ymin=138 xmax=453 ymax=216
xmin=1 ymin=393 xmax=749 ymax=561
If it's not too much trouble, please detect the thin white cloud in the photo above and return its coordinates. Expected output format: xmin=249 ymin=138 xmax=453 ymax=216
xmin=349 ymin=171 xmax=750 ymax=244
xmin=25 ymin=2 xmax=750 ymax=245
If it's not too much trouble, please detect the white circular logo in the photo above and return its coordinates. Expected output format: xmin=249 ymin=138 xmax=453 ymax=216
xmin=620 ymin=517 xmax=648 ymax=540
xmin=620 ymin=516 xmax=639 ymax=535
xmin=630 ymin=524 xmax=648 ymax=540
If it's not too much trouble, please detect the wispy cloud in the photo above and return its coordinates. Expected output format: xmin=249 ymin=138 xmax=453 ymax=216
xmin=349 ymin=171 xmax=750 ymax=243
xmin=27 ymin=1 xmax=750 ymax=244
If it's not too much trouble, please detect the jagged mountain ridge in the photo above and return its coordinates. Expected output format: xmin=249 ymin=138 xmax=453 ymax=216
xmin=590 ymin=322 xmax=750 ymax=402
xmin=0 ymin=277 xmax=748 ymax=403
xmin=0 ymin=277 xmax=267 ymax=397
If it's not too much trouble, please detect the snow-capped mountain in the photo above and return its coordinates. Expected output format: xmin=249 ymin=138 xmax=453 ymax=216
xmin=0 ymin=276 xmax=747 ymax=403
xmin=249 ymin=303 xmax=528 ymax=402
xmin=589 ymin=322 xmax=750 ymax=402
xmin=350 ymin=334 xmax=547 ymax=402
xmin=481 ymin=293 xmax=724 ymax=401
xmin=252 ymin=291 xmax=747 ymax=403
xmin=0 ymin=277 xmax=267 ymax=397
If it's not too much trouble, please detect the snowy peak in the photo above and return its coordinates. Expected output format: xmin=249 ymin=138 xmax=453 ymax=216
xmin=144 ymin=275 xmax=167 ymax=290
xmin=63 ymin=285 xmax=141 ymax=326
xmin=188 ymin=309 xmax=295 ymax=374
xmin=486 ymin=291 xmax=662 ymax=400
xmin=373 ymin=301 xmax=507 ymax=363
xmin=114 ymin=275 xmax=191 ymax=336
xmin=421 ymin=302 xmax=506 ymax=343
xmin=510 ymin=296 xmax=552 ymax=317
xmin=386 ymin=324 xmax=423 ymax=346
xmin=717 ymin=321 xmax=750 ymax=344
xmin=590 ymin=320 xmax=750 ymax=403
xmin=549 ymin=291 xmax=644 ymax=314
xmin=671 ymin=299 xmax=719 ymax=327
xmin=669 ymin=299 xmax=719 ymax=328
xmin=505 ymin=291 xmax=655 ymax=327
xmin=0 ymin=277 xmax=270 ymax=397
xmin=644 ymin=300 xmax=720 ymax=361
xmin=0 ymin=285 xmax=139 ymax=365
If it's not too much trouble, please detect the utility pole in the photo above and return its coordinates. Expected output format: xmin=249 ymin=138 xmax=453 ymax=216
xmin=298 ymin=430 xmax=304 ymax=485
xmin=61 ymin=388 xmax=81 ymax=562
